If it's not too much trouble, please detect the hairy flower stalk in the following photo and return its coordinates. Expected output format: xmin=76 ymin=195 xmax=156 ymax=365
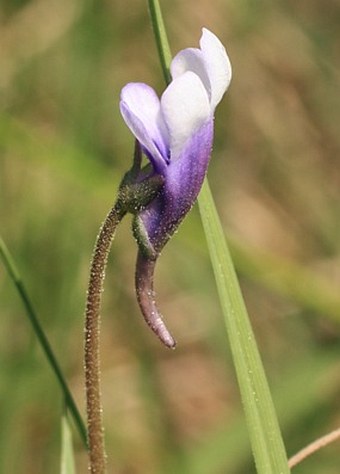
xmin=120 ymin=28 xmax=232 ymax=347
xmin=84 ymin=142 xmax=164 ymax=473
xmin=85 ymin=204 xmax=124 ymax=474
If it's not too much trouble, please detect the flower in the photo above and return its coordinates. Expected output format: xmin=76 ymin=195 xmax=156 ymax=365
xmin=120 ymin=28 xmax=232 ymax=347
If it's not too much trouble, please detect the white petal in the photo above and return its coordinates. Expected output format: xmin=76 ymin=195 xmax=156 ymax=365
xmin=200 ymin=28 xmax=232 ymax=110
xmin=160 ymin=71 xmax=211 ymax=160
xmin=170 ymin=48 xmax=211 ymax=100
xmin=120 ymin=83 xmax=169 ymax=169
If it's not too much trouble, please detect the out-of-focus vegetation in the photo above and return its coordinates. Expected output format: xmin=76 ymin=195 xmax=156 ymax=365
xmin=1 ymin=0 xmax=340 ymax=473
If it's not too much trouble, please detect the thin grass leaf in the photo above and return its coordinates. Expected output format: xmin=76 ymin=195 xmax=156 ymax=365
xmin=0 ymin=237 xmax=87 ymax=448
xmin=61 ymin=415 xmax=76 ymax=474
xmin=147 ymin=0 xmax=172 ymax=83
xmin=198 ymin=181 xmax=289 ymax=473
xmin=184 ymin=348 xmax=336 ymax=474
xmin=147 ymin=2 xmax=289 ymax=472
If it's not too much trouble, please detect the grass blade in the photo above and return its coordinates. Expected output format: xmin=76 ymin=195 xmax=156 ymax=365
xmin=147 ymin=0 xmax=172 ymax=84
xmin=148 ymin=1 xmax=289 ymax=471
xmin=61 ymin=415 xmax=76 ymax=474
xmin=0 ymin=236 xmax=87 ymax=448
xmin=198 ymin=180 xmax=289 ymax=473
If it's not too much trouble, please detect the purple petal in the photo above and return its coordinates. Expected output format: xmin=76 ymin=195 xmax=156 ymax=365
xmin=137 ymin=118 xmax=214 ymax=252
xmin=120 ymin=83 xmax=169 ymax=173
xmin=160 ymin=71 xmax=211 ymax=160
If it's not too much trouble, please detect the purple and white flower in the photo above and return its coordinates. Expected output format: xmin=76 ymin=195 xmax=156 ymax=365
xmin=120 ymin=28 xmax=232 ymax=347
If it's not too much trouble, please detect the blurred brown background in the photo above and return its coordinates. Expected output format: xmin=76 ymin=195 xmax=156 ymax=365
xmin=1 ymin=0 xmax=340 ymax=472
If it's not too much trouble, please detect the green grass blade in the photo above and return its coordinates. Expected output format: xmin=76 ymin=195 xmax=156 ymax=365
xmin=198 ymin=180 xmax=289 ymax=473
xmin=147 ymin=0 xmax=172 ymax=84
xmin=149 ymin=1 xmax=289 ymax=471
xmin=185 ymin=349 xmax=336 ymax=474
xmin=0 ymin=237 xmax=87 ymax=448
xmin=61 ymin=415 xmax=76 ymax=474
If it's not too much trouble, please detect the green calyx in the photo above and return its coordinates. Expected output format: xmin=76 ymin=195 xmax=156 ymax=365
xmin=117 ymin=171 xmax=164 ymax=215
xmin=132 ymin=214 xmax=157 ymax=260
xmin=113 ymin=141 xmax=163 ymax=259
xmin=115 ymin=141 xmax=164 ymax=216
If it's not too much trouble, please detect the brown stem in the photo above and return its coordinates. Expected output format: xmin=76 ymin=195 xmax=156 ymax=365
xmin=85 ymin=204 xmax=125 ymax=474
xmin=288 ymin=427 xmax=340 ymax=469
xmin=135 ymin=250 xmax=176 ymax=348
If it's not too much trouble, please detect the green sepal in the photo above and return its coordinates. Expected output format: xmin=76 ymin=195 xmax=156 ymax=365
xmin=132 ymin=214 xmax=157 ymax=259
xmin=117 ymin=170 xmax=164 ymax=215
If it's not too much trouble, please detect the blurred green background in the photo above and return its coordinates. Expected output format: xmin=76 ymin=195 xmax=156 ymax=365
xmin=1 ymin=0 xmax=340 ymax=472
